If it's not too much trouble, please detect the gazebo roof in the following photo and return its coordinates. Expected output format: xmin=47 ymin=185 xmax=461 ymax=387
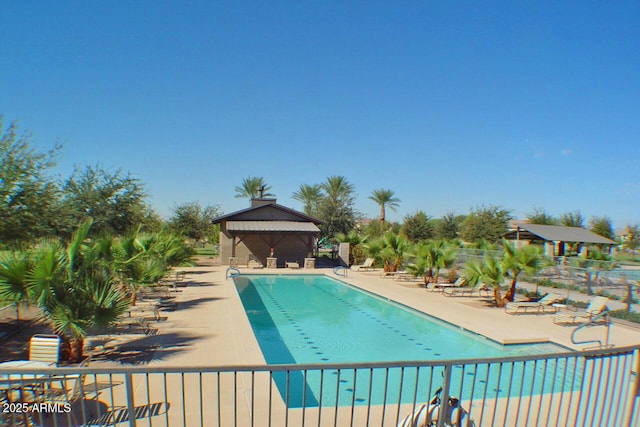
xmin=226 ymin=220 xmax=320 ymax=233
xmin=505 ymin=223 xmax=616 ymax=245
xmin=211 ymin=198 xmax=323 ymax=227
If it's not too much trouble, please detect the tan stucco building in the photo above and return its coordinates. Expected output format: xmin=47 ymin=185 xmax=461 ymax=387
xmin=212 ymin=198 xmax=323 ymax=267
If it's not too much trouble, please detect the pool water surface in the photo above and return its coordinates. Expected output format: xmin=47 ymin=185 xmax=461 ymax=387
xmin=234 ymin=274 xmax=580 ymax=407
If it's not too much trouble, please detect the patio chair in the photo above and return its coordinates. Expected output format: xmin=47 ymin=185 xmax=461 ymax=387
xmin=553 ymin=296 xmax=609 ymax=325
xmin=353 ymin=258 xmax=375 ymax=271
xmin=29 ymin=334 xmax=61 ymax=366
xmin=426 ymin=277 xmax=466 ymax=291
xmin=286 ymin=261 xmax=300 ymax=269
xmin=504 ymin=293 xmax=562 ymax=315
xmin=443 ymin=282 xmax=490 ymax=298
xmin=32 ymin=358 xmax=91 ymax=425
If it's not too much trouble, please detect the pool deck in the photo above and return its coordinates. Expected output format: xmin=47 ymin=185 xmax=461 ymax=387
xmin=112 ymin=262 xmax=640 ymax=368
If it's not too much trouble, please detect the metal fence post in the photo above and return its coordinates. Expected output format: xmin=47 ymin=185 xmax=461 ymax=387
xmin=125 ymin=372 xmax=137 ymax=427
xmin=437 ymin=364 xmax=452 ymax=427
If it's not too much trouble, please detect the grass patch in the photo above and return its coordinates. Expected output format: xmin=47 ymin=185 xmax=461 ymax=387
xmin=608 ymin=309 xmax=640 ymax=323
xmin=194 ymin=244 xmax=218 ymax=256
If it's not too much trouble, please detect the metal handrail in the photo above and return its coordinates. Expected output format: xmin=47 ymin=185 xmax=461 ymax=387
xmin=225 ymin=266 xmax=241 ymax=279
xmin=333 ymin=266 xmax=348 ymax=277
xmin=571 ymin=311 xmax=611 ymax=349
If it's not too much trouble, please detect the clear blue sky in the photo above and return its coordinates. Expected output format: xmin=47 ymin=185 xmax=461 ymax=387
xmin=2 ymin=1 xmax=639 ymax=228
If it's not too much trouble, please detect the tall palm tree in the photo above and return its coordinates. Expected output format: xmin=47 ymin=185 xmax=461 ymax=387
xmin=27 ymin=219 xmax=129 ymax=361
xmin=292 ymin=184 xmax=324 ymax=215
xmin=321 ymin=176 xmax=355 ymax=203
xmin=368 ymin=189 xmax=400 ymax=231
xmin=234 ymin=176 xmax=274 ymax=199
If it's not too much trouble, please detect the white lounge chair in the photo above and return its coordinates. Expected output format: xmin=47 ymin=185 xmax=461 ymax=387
xmin=443 ymin=282 xmax=490 ymax=297
xmin=504 ymin=293 xmax=562 ymax=315
xmin=353 ymin=258 xmax=375 ymax=271
xmin=553 ymin=296 xmax=609 ymax=325
xmin=29 ymin=334 xmax=61 ymax=366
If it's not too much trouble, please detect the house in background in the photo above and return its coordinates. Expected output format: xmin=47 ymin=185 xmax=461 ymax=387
xmin=212 ymin=198 xmax=323 ymax=267
xmin=504 ymin=223 xmax=617 ymax=257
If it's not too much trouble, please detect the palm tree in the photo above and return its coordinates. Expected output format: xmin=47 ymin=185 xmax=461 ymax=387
xmin=380 ymin=232 xmax=410 ymax=272
xmin=292 ymin=184 xmax=324 ymax=215
xmin=369 ymin=189 xmax=400 ymax=231
xmin=335 ymin=230 xmax=368 ymax=265
xmin=407 ymin=240 xmax=457 ymax=284
xmin=321 ymin=176 xmax=354 ymax=203
xmin=111 ymin=229 xmax=166 ymax=304
xmin=0 ymin=251 xmax=34 ymax=323
xmin=27 ymin=219 xmax=129 ymax=362
xmin=463 ymin=255 xmax=506 ymax=307
xmin=622 ymin=224 xmax=640 ymax=259
xmin=501 ymin=241 xmax=548 ymax=302
xmin=234 ymin=176 xmax=274 ymax=199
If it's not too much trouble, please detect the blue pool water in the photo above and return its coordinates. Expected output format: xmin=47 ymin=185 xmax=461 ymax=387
xmin=234 ymin=274 xmax=580 ymax=407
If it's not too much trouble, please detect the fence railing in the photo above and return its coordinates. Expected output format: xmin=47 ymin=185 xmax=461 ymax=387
xmin=2 ymin=345 xmax=639 ymax=427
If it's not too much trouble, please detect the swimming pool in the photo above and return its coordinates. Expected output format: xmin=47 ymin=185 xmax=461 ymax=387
xmin=234 ymin=274 xmax=580 ymax=407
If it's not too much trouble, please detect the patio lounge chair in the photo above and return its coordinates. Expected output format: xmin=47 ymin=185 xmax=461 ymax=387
xmin=504 ymin=293 xmax=562 ymax=315
xmin=286 ymin=261 xmax=300 ymax=269
xmin=29 ymin=334 xmax=61 ymax=366
xmin=443 ymin=282 xmax=490 ymax=298
xmin=553 ymin=296 xmax=609 ymax=325
xmin=425 ymin=278 xmax=463 ymax=292
xmin=353 ymin=258 xmax=375 ymax=271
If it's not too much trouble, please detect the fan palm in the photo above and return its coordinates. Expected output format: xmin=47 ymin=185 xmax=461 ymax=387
xmin=27 ymin=219 xmax=129 ymax=361
xmin=368 ymin=189 xmax=400 ymax=231
xmin=462 ymin=255 xmax=505 ymax=307
xmin=234 ymin=176 xmax=274 ymax=199
xmin=407 ymin=240 xmax=457 ymax=284
xmin=111 ymin=230 xmax=166 ymax=304
xmin=292 ymin=184 xmax=324 ymax=215
xmin=501 ymin=241 xmax=548 ymax=302
xmin=380 ymin=232 xmax=410 ymax=272
xmin=0 ymin=250 xmax=34 ymax=322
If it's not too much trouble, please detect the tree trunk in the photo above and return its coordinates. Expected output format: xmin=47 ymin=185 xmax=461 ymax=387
xmin=493 ymin=287 xmax=505 ymax=307
xmin=70 ymin=337 xmax=84 ymax=363
xmin=504 ymin=278 xmax=517 ymax=302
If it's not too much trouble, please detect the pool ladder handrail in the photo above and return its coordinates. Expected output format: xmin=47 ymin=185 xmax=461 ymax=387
xmin=226 ymin=267 xmax=241 ymax=279
xmin=571 ymin=310 xmax=611 ymax=350
xmin=333 ymin=266 xmax=348 ymax=277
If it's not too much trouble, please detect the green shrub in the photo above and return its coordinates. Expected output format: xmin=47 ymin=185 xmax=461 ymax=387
xmin=608 ymin=309 xmax=640 ymax=324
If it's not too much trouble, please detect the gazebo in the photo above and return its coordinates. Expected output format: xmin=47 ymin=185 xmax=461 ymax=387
xmin=504 ymin=223 xmax=617 ymax=257
xmin=212 ymin=198 xmax=323 ymax=268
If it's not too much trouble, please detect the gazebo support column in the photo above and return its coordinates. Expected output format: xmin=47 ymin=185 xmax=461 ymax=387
xmin=544 ymin=241 xmax=555 ymax=257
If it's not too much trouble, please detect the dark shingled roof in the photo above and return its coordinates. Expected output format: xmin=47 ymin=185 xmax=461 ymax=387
xmin=505 ymin=224 xmax=616 ymax=245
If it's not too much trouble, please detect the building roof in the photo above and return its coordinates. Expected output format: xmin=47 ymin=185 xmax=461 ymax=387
xmin=505 ymin=223 xmax=616 ymax=245
xmin=226 ymin=220 xmax=321 ymax=233
xmin=211 ymin=200 xmax=323 ymax=225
